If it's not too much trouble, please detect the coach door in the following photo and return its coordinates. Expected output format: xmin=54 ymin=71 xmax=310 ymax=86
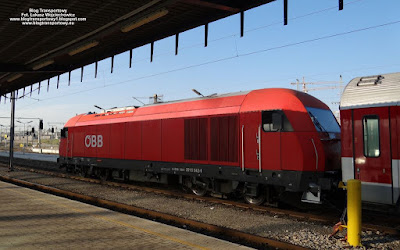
xmin=353 ymin=107 xmax=392 ymax=204
xmin=241 ymin=112 xmax=261 ymax=171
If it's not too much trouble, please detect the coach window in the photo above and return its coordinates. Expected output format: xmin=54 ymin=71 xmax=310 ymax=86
xmin=363 ymin=115 xmax=380 ymax=157
xmin=262 ymin=110 xmax=293 ymax=132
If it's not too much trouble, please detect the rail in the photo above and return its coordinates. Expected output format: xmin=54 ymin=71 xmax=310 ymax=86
xmin=0 ymin=174 xmax=307 ymax=250
xmin=0 ymin=157 xmax=399 ymax=237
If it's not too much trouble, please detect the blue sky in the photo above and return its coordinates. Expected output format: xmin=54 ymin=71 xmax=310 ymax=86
xmin=1 ymin=0 xmax=399 ymax=130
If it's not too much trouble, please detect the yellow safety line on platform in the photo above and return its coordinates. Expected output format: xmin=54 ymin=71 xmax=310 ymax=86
xmin=5 ymin=184 xmax=209 ymax=250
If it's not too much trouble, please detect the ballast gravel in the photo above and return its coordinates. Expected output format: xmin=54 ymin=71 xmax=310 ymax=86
xmin=1 ymin=165 xmax=399 ymax=249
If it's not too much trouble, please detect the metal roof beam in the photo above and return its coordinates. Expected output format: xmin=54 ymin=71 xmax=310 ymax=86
xmin=0 ymin=0 xmax=276 ymax=94
xmin=0 ymin=64 xmax=67 ymax=73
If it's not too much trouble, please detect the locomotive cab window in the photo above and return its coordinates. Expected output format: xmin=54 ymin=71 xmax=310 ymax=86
xmin=262 ymin=110 xmax=293 ymax=132
xmin=61 ymin=128 xmax=68 ymax=138
xmin=363 ymin=115 xmax=380 ymax=157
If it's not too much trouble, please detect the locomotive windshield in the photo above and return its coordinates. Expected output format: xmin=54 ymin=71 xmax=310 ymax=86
xmin=306 ymin=107 xmax=340 ymax=133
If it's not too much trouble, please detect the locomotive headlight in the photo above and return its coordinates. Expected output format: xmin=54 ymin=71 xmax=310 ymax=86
xmin=355 ymin=158 xmax=366 ymax=165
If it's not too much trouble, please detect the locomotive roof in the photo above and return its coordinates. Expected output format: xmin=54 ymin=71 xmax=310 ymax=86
xmin=64 ymin=88 xmax=329 ymax=127
xmin=141 ymin=90 xmax=251 ymax=107
xmin=340 ymin=72 xmax=400 ymax=110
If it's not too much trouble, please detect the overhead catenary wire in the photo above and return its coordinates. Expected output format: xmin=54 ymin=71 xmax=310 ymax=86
xmin=240 ymin=20 xmax=400 ymax=58
xmin=10 ymin=18 xmax=399 ymax=107
xmin=7 ymin=58 xmax=400 ymax=118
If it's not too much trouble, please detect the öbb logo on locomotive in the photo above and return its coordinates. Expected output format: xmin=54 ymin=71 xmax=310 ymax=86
xmin=84 ymin=135 xmax=103 ymax=148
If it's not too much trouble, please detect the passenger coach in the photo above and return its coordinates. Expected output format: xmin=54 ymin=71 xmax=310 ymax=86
xmin=59 ymin=88 xmax=341 ymax=205
xmin=340 ymin=72 xmax=400 ymax=205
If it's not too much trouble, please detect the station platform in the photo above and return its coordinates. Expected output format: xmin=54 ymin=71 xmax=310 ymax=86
xmin=0 ymin=181 xmax=250 ymax=249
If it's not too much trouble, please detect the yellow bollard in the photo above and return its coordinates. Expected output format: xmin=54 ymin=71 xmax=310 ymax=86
xmin=347 ymin=179 xmax=362 ymax=247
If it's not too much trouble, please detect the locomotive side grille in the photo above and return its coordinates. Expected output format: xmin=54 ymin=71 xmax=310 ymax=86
xmin=184 ymin=118 xmax=208 ymax=161
xmin=184 ymin=116 xmax=238 ymax=162
xmin=210 ymin=117 xmax=219 ymax=161
xmin=199 ymin=118 xmax=208 ymax=160
xmin=210 ymin=116 xmax=238 ymax=163
xmin=219 ymin=117 xmax=229 ymax=162
xmin=228 ymin=116 xmax=239 ymax=163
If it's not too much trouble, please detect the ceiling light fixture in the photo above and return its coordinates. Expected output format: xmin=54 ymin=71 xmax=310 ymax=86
xmin=68 ymin=41 xmax=99 ymax=56
xmin=32 ymin=59 xmax=55 ymax=70
xmin=121 ymin=9 xmax=169 ymax=33
xmin=7 ymin=74 xmax=23 ymax=82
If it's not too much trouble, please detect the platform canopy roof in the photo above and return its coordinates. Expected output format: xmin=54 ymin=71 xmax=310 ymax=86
xmin=0 ymin=0 xmax=277 ymax=96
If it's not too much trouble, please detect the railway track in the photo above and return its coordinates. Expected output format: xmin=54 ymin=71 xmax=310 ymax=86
xmin=0 ymin=156 xmax=399 ymax=237
xmin=0 ymin=168 xmax=306 ymax=250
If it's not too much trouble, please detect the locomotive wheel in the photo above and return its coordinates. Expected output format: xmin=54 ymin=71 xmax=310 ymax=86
xmin=244 ymin=193 xmax=266 ymax=206
xmin=191 ymin=185 xmax=207 ymax=196
xmin=99 ymin=169 xmax=110 ymax=181
xmin=66 ymin=165 xmax=73 ymax=173
xmin=79 ymin=166 xmax=88 ymax=178
xmin=123 ymin=170 xmax=130 ymax=182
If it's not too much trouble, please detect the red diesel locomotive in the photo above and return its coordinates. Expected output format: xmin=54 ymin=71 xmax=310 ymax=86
xmin=340 ymin=72 xmax=400 ymax=206
xmin=58 ymin=88 xmax=341 ymax=205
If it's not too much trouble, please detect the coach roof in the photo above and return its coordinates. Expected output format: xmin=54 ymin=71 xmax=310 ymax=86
xmin=340 ymin=72 xmax=400 ymax=110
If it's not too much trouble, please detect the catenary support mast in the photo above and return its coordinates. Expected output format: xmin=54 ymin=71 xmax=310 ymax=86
xmin=9 ymin=91 xmax=15 ymax=171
